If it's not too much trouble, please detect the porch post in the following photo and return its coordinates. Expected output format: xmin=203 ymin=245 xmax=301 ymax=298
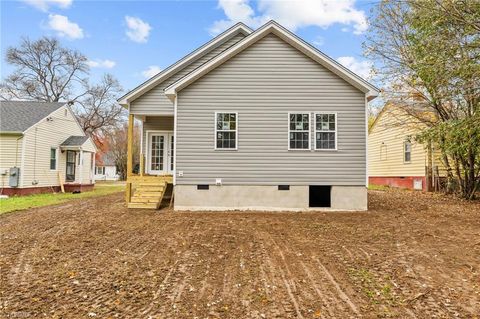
xmin=92 ymin=152 xmax=96 ymax=184
xmin=126 ymin=113 xmax=134 ymax=204
xmin=127 ymin=113 xmax=134 ymax=177
xmin=79 ymin=149 xmax=84 ymax=185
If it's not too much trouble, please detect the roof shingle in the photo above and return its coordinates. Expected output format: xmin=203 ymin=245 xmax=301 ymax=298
xmin=0 ymin=101 xmax=66 ymax=133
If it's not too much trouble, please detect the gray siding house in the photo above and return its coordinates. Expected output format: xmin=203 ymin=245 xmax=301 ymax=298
xmin=119 ymin=21 xmax=379 ymax=211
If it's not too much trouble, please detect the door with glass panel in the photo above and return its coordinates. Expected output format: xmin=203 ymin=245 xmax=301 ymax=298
xmin=147 ymin=132 xmax=174 ymax=175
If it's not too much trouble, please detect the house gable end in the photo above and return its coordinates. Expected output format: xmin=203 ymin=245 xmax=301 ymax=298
xmin=166 ymin=21 xmax=379 ymax=101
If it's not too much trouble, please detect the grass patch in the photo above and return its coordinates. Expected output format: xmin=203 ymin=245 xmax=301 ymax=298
xmin=368 ymin=184 xmax=390 ymax=191
xmin=0 ymin=185 xmax=124 ymax=214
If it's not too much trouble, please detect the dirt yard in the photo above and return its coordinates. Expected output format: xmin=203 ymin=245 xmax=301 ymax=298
xmin=0 ymin=190 xmax=479 ymax=318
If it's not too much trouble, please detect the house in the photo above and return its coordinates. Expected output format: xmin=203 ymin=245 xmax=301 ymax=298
xmin=0 ymin=101 xmax=96 ymax=196
xmin=94 ymin=156 xmax=118 ymax=181
xmin=118 ymin=21 xmax=379 ymax=211
xmin=368 ymin=104 xmax=444 ymax=191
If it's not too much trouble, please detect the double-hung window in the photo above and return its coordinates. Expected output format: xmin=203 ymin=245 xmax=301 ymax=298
xmin=50 ymin=147 xmax=57 ymax=170
xmin=289 ymin=113 xmax=310 ymax=150
xmin=215 ymin=112 xmax=237 ymax=149
xmin=315 ymin=113 xmax=336 ymax=150
xmin=404 ymin=141 xmax=412 ymax=163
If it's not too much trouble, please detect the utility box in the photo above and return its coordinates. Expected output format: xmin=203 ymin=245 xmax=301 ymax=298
xmin=9 ymin=167 xmax=20 ymax=188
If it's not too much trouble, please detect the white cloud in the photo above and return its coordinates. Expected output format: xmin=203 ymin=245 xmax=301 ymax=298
xmin=125 ymin=16 xmax=151 ymax=43
xmin=312 ymin=35 xmax=324 ymax=47
xmin=142 ymin=65 xmax=161 ymax=78
xmin=209 ymin=0 xmax=367 ymax=35
xmin=337 ymin=56 xmax=373 ymax=79
xmin=47 ymin=14 xmax=84 ymax=39
xmin=22 ymin=0 xmax=72 ymax=11
xmin=87 ymin=59 xmax=116 ymax=69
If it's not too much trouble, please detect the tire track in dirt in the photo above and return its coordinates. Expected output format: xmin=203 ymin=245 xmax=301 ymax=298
xmin=315 ymin=258 xmax=360 ymax=315
xmin=269 ymin=233 xmax=360 ymax=318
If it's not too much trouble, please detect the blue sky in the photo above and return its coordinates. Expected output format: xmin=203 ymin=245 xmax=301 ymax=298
xmin=1 ymin=0 xmax=376 ymax=94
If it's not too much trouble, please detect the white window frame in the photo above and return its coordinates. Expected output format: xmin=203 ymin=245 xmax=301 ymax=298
xmin=96 ymin=166 xmax=105 ymax=175
xmin=314 ymin=112 xmax=337 ymax=151
xmin=404 ymin=141 xmax=412 ymax=163
xmin=288 ymin=112 xmax=311 ymax=151
xmin=50 ymin=147 xmax=58 ymax=171
xmin=214 ymin=112 xmax=238 ymax=151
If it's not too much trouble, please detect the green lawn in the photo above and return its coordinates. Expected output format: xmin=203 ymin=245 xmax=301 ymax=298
xmin=0 ymin=185 xmax=124 ymax=214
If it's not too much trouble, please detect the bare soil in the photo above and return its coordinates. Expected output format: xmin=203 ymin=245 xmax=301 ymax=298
xmin=0 ymin=190 xmax=479 ymax=318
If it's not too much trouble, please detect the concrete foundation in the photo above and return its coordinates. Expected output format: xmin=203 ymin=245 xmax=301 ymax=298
xmin=174 ymin=185 xmax=367 ymax=211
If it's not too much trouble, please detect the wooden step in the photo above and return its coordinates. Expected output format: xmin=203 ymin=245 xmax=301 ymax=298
xmin=130 ymin=197 xmax=160 ymax=204
xmin=135 ymin=187 xmax=165 ymax=193
xmin=127 ymin=202 xmax=158 ymax=209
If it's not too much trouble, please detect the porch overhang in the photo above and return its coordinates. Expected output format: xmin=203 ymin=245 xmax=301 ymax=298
xmin=60 ymin=136 xmax=96 ymax=152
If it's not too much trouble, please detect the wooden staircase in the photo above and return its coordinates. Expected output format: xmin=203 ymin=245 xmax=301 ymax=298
xmin=126 ymin=175 xmax=173 ymax=209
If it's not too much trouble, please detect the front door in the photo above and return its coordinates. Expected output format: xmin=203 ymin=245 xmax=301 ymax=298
xmin=66 ymin=150 xmax=76 ymax=182
xmin=148 ymin=132 xmax=174 ymax=175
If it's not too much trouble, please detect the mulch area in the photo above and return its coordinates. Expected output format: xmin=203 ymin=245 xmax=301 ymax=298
xmin=0 ymin=189 xmax=479 ymax=318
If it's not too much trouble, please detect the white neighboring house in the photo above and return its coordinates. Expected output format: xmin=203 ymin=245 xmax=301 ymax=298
xmin=94 ymin=161 xmax=119 ymax=181
xmin=0 ymin=101 xmax=96 ymax=196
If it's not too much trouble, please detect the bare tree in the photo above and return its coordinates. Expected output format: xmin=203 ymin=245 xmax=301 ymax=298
xmin=75 ymin=74 xmax=126 ymax=140
xmin=106 ymin=124 xmax=140 ymax=180
xmin=1 ymin=37 xmax=88 ymax=102
xmin=365 ymin=0 xmax=480 ymax=199
xmin=1 ymin=36 xmax=126 ymax=139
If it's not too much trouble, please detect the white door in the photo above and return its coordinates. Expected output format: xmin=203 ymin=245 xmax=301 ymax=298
xmin=147 ymin=132 xmax=174 ymax=175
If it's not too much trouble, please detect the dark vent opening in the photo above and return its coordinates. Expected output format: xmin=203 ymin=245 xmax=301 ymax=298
xmin=197 ymin=185 xmax=209 ymax=190
xmin=278 ymin=185 xmax=290 ymax=190
xmin=309 ymin=186 xmax=331 ymax=207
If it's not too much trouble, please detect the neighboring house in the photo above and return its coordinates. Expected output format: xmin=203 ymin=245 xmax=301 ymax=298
xmin=0 ymin=101 xmax=96 ymax=196
xmin=118 ymin=21 xmax=379 ymax=211
xmin=94 ymin=156 xmax=118 ymax=181
xmin=368 ymin=104 xmax=444 ymax=191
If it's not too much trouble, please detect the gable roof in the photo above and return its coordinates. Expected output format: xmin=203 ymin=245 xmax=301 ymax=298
xmin=61 ymin=135 xmax=89 ymax=147
xmin=0 ymin=101 xmax=66 ymax=133
xmin=118 ymin=22 xmax=252 ymax=106
xmin=165 ymin=21 xmax=379 ymax=101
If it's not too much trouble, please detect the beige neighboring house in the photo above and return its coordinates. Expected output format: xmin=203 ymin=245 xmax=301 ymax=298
xmin=0 ymin=101 xmax=96 ymax=196
xmin=368 ymin=104 xmax=443 ymax=191
xmin=119 ymin=20 xmax=379 ymax=211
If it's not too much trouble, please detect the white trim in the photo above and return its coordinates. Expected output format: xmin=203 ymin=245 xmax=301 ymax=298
xmin=173 ymin=97 xmax=177 ymax=185
xmin=79 ymin=149 xmax=83 ymax=184
xmin=287 ymin=112 xmax=311 ymax=151
xmin=214 ymin=112 xmax=238 ymax=151
xmin=165 ymin=21 xmax=379 ymax=101
xmin=118 ymin=23 xmax=252 ymax=105
xmin=313 ymin=112 xmax=338 ymax=151
xmin=365 ymin=96 xmax=369 ymax=187
xmin=49 ymin=147 xmax=59 ymax=171
xmin=145 ymin=130 xmax=174 ymax=175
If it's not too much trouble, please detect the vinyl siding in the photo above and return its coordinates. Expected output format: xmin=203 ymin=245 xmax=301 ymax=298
xmin=368 ymin=107 xmax=427 ymax=177
xmin=21 ymin=107 xmax=94 ymax=188
xmin=142 ymin=116 xmax=174 ymax=153
xmin=130 ymin=33 xmax=246 ymax=115
xmin=0 ymin=134 xmax=23 ymax=188
xmin=175 ymin=34 xmax=367 ymax=186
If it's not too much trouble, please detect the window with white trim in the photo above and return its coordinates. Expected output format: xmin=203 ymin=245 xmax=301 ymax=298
xmin=96 ymin=166 xmax=105 ymax=175
xmin=289 ymin=113 xmax=310 ymax=150
xmin=50 ymin=148 xmax=57 ymax=170
xmin=215 ymin=112 xmax=237 ymax=149
xmin=315 ymin=113 xmax=336 ymax=150
xmin=404 ymin=141 xmax=412 ymax=163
